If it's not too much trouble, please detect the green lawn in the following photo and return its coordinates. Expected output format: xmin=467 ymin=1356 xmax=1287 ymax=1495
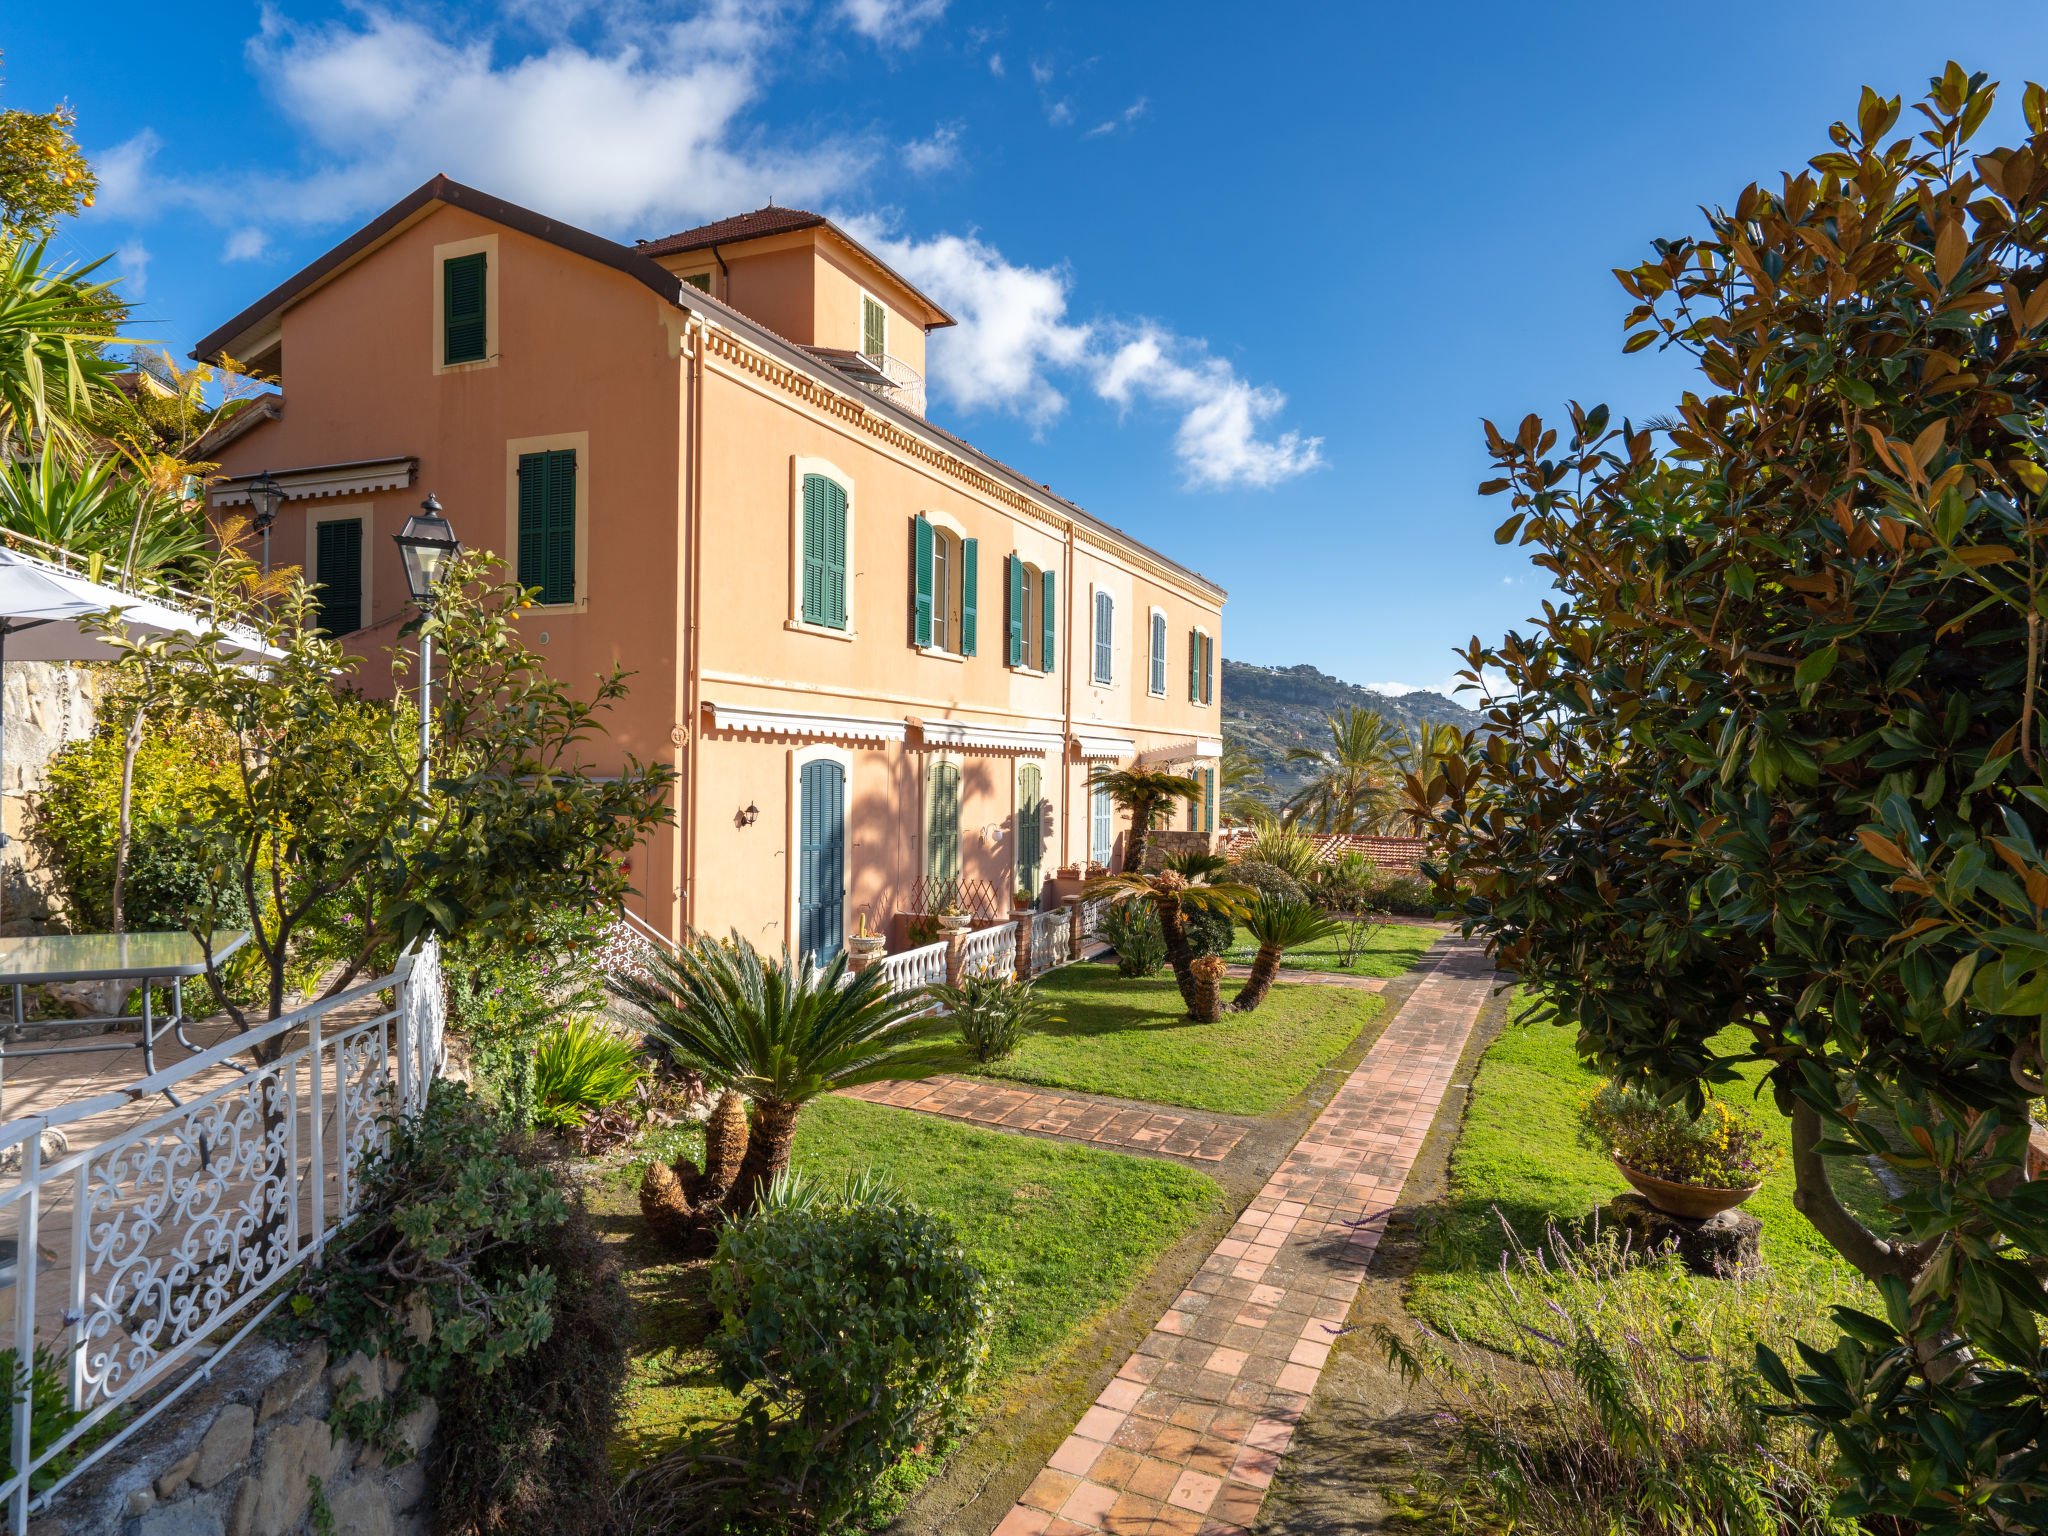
xmin=603 ymin=1094 xmax=1225 ymax=1464
xmin=1408 ymin=996 xmax=1888 ymax=1343
xmin=980 ymin=963 xmax=1386 ymax=1115
xmin=1224 ymin=920 xmax=1443 ymax=977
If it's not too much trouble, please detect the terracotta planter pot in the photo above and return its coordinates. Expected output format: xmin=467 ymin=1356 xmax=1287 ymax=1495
xmin=1613 ymin=1158 xmax=1761 ymax=1220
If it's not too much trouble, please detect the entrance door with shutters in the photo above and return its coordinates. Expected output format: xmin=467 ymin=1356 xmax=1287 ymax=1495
xmin=798 ymin=760 xmax=846 ymax=961
xmin=927 ymin=759 xmax=962 ymax=884
xmin=1016 ymin=763 xmax=1044 ymax=896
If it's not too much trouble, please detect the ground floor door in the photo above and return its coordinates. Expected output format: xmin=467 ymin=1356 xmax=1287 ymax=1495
xmin=798 ymin=759 xmax=845 ymax=960
xmin=1017 ymin=763 xmax=1044 ymax=896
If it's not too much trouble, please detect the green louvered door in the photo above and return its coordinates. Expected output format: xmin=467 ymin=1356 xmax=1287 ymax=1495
xmin=802 ymin=474 xmax=847 ymax=628
xmin=798 ymin=760 xmax=846 ymax=961
xmin=315 ymin=518 xmax=362 ymax=634
xmin=517 ymin=450 xmax=576 ymax=604
xmin=1017 ymin=764 xmax=1043 ymax=895
xmin=928 ymin=761 xmax=961 ymax=883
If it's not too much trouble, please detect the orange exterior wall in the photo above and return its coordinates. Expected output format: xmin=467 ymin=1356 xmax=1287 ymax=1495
xmin=207 ymin=197 xmax=1222 ymax=951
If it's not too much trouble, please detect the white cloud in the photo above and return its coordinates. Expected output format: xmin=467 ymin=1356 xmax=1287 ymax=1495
xmin=1047 ymin=100 xmax=1073 ymax=127
xmin=847 ymin=218 xmax=1320 ymax=488
xmin=93 ymin=3 xmax=867 ymax=241
xmin=222 ymin=227 xmax=270 ymax=262
xmin=836 ymin=0 xmax=947 ymax=45
xmin=1084 ymin=97 xmax=1147 ymax=138
xmin=988 ymin=52 xmax=1004 ymax=76
xmin=902 ymin=123 xmax=961 ymax=175
xmin=1029 ymin=59 xmax=1054 ymax=85
xmin=114 ymin=241 xmax=150 ymax=299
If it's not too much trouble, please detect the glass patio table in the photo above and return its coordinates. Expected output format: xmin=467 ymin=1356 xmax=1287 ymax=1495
xmin=0 ymin=930 xmax=250 ymax=1120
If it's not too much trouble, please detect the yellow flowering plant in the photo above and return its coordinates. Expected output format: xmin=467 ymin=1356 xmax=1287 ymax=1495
xmin=1577 ymin=1081 xmax=1782 ymax=1189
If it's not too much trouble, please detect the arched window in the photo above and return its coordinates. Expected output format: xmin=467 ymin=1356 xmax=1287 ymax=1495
xmin=1093 ymin=589 xmax=1114 ymax=684
xmin=912 ymin=515 xmax=978 ymax=656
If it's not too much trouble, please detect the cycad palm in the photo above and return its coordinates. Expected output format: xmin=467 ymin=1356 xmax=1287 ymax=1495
xmin=1085 ymin=870 xmax=1249 ymax=1020
xmin=1087 ymin=766 xmax=1204 ymax=872
xmin=609 ymin=934 xmax=956 ymax=1211
xmin=1283 ymin=708 xmax=1401 ymax=833
xmin=1231 ymin=896 xmax=1341 ymax=1013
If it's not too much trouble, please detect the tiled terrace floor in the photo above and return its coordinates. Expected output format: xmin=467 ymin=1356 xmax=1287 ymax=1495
xmin=992 ymin=936 xmax=1496 ymax=1536
xmin=839 ymin=1076 xmax=1248 ymax=1162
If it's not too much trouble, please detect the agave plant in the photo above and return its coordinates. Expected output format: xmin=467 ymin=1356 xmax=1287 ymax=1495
xmin=608 ymin=933 xmax=956 ymax=1212
xmin=1231 ymin=896 xmax=1341 ymax=1013
xmin=531 ymin=1016 xmax=647 ymax=1130
xmin=1086 ymin=870 xmax=1250 ymax=1021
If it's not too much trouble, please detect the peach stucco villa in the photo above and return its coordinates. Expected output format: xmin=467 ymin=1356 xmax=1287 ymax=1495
xmin=188 ymin=176 xmax=1225 ymax=954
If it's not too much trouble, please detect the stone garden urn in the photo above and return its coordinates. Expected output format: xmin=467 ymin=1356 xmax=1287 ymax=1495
xmin=936 ymin=912 xmax=972 ymax=933
xmin=846 ymin=932 xmax=887 ymax=964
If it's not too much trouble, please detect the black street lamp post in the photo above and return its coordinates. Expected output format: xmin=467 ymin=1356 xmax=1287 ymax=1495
xmin=393 ymin=495 xmax=462 ymax=796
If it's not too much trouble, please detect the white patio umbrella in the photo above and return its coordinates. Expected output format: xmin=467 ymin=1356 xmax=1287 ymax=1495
xmin=0 ymin=544 xmax=282 ymax=861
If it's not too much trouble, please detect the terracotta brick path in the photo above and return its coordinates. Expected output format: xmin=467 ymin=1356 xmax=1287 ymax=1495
xmin=841 ymin=1076 xmax=1248 ymax=1162
xmin=992 ymin=936 xmax=1495 ymax=1536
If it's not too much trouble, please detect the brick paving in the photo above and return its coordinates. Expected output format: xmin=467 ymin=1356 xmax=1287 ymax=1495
xmin=840 ymin=1076 xmax=1248 ymax=1161
xmin=990 ymin=936 xmax=1496 ymax=1536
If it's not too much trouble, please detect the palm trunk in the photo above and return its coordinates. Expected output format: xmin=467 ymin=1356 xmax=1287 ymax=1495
xmin=1156 ymin=894 xmax=1199 ymax=1009
xmin=1188 ymin=955 xmax=1226 ymax=1024
xmin=1231 ymin=945 xmax=1283 ymax=1013
xmin=725 ymin=1098 xmax=803 ymax=1216
xmin=1123 ymin=795 xmax=1154 ymax=873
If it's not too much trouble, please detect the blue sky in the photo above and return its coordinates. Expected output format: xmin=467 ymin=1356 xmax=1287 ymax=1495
xmin=8 ymin=1 xmax=2048 ymax=696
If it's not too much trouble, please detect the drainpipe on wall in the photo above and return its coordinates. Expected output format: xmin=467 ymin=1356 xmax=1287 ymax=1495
xmin=680 ymin=311 xmax=709 ymax=939
xmin=711 ymin=243 xmax=730 ymax=304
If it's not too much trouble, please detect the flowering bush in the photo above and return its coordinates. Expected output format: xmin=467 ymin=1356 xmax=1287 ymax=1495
xmin=1577 ymin=1082 xmax=1780 ymax=1190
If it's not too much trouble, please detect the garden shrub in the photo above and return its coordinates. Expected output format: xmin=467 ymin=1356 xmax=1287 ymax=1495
xmin=1578 ymin=1083 xmax=1781 ymax=1189
xmin=285 ymin=1082 xmax=629 ymax=1536
xmin=1236 ymin=824 xmax=1320 ymax=882
xmin=1366 ymin=870 xmax=1437 ymax=917
xmin=1180 ymin=902 xmax=1233 ymax=959
xmin=705 ymin=1183 xmax=994 ymax=1531
xmin=1095 ymin=901 xmax=1167 ymax=976
xmin=1227 ymin=859 xmax=1306 ymax=907
xmin=447 ymin=907 xmax=614 ymax=1128
xmin=1378 ymin=1225 xmax=1857 ymax=1533
xmin=926 ymin=972 xmax=1060 ymax=1062
xmin=531 ymin=1018 xmax=645 ymax=1131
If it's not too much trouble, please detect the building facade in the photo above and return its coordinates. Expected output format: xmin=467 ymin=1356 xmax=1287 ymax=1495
xmin=190 ymin=177 xmax=1224 ymax=952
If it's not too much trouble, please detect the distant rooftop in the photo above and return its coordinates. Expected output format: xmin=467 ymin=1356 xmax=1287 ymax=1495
xmin=637 ymin=206 xmax=827 ymax=257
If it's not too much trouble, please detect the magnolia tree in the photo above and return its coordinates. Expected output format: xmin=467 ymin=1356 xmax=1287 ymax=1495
xmin=107 ymin=547 xmax=673 ymax=1063
xmin=1417 ymin=68 xmax=2048 ymax=1524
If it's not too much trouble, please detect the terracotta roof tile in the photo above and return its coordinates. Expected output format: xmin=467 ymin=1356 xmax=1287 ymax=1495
xmin=638 ymin=207 xmax=827 ymax=257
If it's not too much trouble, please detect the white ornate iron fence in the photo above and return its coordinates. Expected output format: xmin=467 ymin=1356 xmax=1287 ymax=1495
xmin=958 ymin=922 xmax=1017 ymax=980
xmin=0 ymin=939 xmax=444 ymax=1532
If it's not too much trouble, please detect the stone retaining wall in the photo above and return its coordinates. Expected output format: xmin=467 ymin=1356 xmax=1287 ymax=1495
xmin=40 ymin=1338 xmax=435 ymax=1536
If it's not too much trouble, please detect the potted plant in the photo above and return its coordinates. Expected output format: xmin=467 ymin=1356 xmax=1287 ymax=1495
xmin=1084 ymin=860 xmax=1108 ymax=877
xmin=846 ymin=910 xmax=887 ymax=962
xmin=935 ymin=898 xmax=972 ymax=933
xmin=1055 ymin=863 xmax=1080 ymax=881
xmin=1578 ymin=1082 xmax=1781 ymax=1220
xmin=1013 ymin=884 xmax=1037 ymax=914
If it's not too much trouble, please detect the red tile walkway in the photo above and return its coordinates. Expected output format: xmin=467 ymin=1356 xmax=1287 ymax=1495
xmin=991 ymin=936 xmax=1495 ymax=1536
xmin=841 ymin=1076 xmax=1248 ymax=1162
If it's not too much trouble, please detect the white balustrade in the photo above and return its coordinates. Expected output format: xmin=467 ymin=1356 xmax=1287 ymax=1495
xmin=959 ymin=922 xmax=1018 ymax=980
xmin=0 ymin=940 xmax=445 ymax=1531
xmin=876 ymin=940 xmax=949 ymax=994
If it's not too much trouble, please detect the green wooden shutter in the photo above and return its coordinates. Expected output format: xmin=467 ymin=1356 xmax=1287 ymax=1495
xmin=929 ymin=761 xmax=960 ymax=881
xmin=315 ymin=518 xmax=362 ymax=634
xmin=1201 ymin=634 xmax=1214 ymax=704
xmin=912 ymin=515 xmax=933 ymax=647
xmin=1189 ymin=629 xmax=1200 ymax=701
xmin=444 ymin=253 xmax=487 ymax=364
xmin=682 ymin=272 xmax=711 ymax=293
xmin=960 ymin=538 xmax=978 ymax=657
xmin=801 ymin=475 xmax=847 ymax=628
xmin=518 ymin=450 xmax=575 ymax=603
xmin=1007 ymin=556 xmax=1025 ymax=666
xmin=863 ymin=296 xmax=887 ymax=360
xmin=1041 ymin=570 xmax=1055 ymax=673
xmin=1018 ymin=764 xmax=1043 ymax=891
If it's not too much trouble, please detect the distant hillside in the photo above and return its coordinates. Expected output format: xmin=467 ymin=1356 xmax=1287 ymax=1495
xmin=1222 ymin=660 xmax=1486 ymax=809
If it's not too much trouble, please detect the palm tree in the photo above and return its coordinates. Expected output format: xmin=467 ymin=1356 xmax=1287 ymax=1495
xmin=1231 ymin=896 xmax=1341 ymax=1013
xmin=0 ymin=441 xmax=210 ymax=578
xmin=1283 ymin=708 xmax=1402 ymax=833
xmin=1218 ymin=738 xmax=1270 ymax=825
xmin=609 ymin=935 xmax=957 ymax=1213
xmin=0 ymin=240 xmax=121 ymax=452
xmin=1085 ymin=870 xmax=1250 ymax=1020
xmin=1088 ymin=765 xmax=1204 ymax=873
xmin=1394 ymin=719 xmax=1467 ymax=834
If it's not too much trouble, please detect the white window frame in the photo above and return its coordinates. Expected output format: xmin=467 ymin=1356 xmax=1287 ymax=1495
xmin=1148 ymin=607 xmax=1168 ymax=697
xmin=788 ymin=455 xmax=856 ymax=641
xmin=788 ymin=743 xmax=854 ymax=958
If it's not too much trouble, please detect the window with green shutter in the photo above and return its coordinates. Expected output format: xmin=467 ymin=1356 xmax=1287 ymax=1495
xmin=1007 ymin=556 xmax=1026 ymax=667
xmin=1200 ymin=632 xmax=1214 ymax=705
xmin=1093 ymin=590 xmax=1113 ymax=684
xmin=314 ymin=518 xmax=362 ymax=635
xmin=960 ymin=537 xmax=978 ymax=657
xmin=1189 ymin=628 xmax=1201 ymax=702
xmin=1017 ymin=763 xmax=1044 ymax=893
xmin=517 ymin=449 xmax=577 ymax=605
xmin=1041 ymin=570 xmax=1055 ymax=673
xmin=1150 ymin=611 xmax=1167 ymax=695
xmin=443 ymin=253 xmax=487 ymax=365
xmin=682 ymin=271 xmax=711 ymax=293
xmin=862 ymin=294 xmax=887 ymax=360
xmin=911 ymin=515 xmax=934 ymax=647
xmin=801 ymin=474 xmax=848 ymax=628
xmin=928 ymin=759 xmax=961 ymax=881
